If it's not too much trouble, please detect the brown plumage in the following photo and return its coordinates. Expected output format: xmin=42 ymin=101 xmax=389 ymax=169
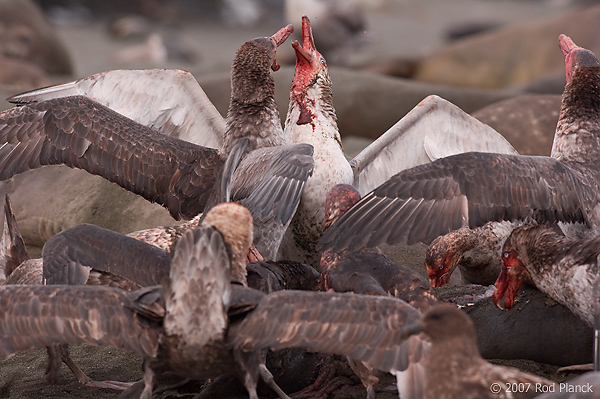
xmin=125 ymin=216 xmax=202 ymax=252
xmin=402 ymin=305 xmax=553 ymax=399
xmin=0 ymin=284 xmax=163 ymax=361
xmin=0 ymin=203 xmax=424 ymax=399
xmin=318 ymin=34 xmax=600 ymax=253
xmin=0 ymin=24 xmax=314 ymax=261
xmin=35 ymin=202 xmax=314 ymax=391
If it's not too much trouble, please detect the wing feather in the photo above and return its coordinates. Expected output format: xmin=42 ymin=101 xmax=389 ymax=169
xmin=8 ymin=69 xmax=225 ymax=148
xmin=320 ymin=152 xmax=591 ymax=251
xmin=230 ymin=144 xmax=314 ymax=259
xmin=42 ymin=223 xmax=171 ymax=287
xmin=0 ymin=285 xmax=161 ymax=360
xmin=0 ymin=195 xmax=29 ymax=281
xmin=229 ymin=290 xmax=421 ymax=373
xmin=0 ymin=96 xmax=225 ymax=220
xmin=232 ymin=144 xmax=314 ymax=224
xmin=351 ymin=95 xmax=518 ymax=195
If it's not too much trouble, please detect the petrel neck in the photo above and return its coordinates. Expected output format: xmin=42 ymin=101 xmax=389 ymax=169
xmin=552 ymin=67 xmax=600 ymax=164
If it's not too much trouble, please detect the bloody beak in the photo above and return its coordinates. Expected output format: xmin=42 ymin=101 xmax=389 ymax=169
xmin=492 ymin=257 xmax=526 ymax=310
xmin=429 ymin=272 xmax=449 ymax=288
xmin=269 ymin=24 xmax=294 ymax=71
xmin=492 ymin=265 xmax=510 ymax=309
xmin=559 ymin=34 xmax=584 ymax=83
xmin=292 ymin=16 xmax=316 ymax=65
xmin=558 ymin=34 xmax=599 ymax=82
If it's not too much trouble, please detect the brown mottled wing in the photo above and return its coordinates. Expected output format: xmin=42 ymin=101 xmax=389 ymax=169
xmin=0 ymin=284 xmax=162 ymax=360
xmin=0 ymin=96 xmax=224 ymax=220
xmin=4 ymin=259 xmax=43 ymax=284
xmin=42 ymin=223 xmax=171 ymax=287
xmin=318 ymin=153 xmax=590 ymax=252
xmin=229 ymin=290 xmax=421 ymax=372
xmin=232 ymin=144 xmax=314 ymax=224
xmin=164 ymin=225 xmax=231 ymax=334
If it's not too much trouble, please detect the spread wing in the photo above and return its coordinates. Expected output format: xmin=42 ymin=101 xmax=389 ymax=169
xmin=319 ymin=152 xmax=590 ymax=252
xmin=229 ymin=290 xmax=422 ymax=373
xmin=0 ymin=95 xmax=224 ymax=220
xmin=0 ymin=284 xmax=162 ymax=360
xmin=42 ymin=223 xmax=171 ymax=287
xmin=350 ymin=95 xmax=518 ymax=195
xmin=8 ymin=69 xmax=225 ymax=148
xmin=231 ymin=144 xmax=315 ymax=260
xmin=232 ymin=144 xmax=314 ymax=225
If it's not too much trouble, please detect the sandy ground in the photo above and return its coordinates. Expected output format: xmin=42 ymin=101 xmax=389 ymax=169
xmin=0 ymin=0 xmax=596 ymax=398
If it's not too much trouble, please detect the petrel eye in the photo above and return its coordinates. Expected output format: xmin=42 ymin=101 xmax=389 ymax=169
xmin=503 ymin=252 xmax=509 ymax=259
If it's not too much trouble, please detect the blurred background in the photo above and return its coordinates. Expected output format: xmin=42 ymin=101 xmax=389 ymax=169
xmin=1 ymin=0 xmax=600 ymax=146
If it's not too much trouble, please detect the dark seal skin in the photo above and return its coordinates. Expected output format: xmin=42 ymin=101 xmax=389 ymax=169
xmin=472 ymin=94 xmax=560 ymax=156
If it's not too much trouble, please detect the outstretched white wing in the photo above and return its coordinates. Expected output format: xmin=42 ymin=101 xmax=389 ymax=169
xmin=351 ymin=95 xmax=518 ymax=195
xmin=8 ymin=69 xmax=225 ymax=148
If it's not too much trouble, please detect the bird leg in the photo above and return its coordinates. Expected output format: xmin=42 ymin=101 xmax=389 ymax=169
xmin=259 ymin=363 xmax=292 ymax=399
xmin=347 ymin=358 xmax=378 ymax=399
xmin=140 ymin=360 xmax=155 ymax=399
xmin=44 ymin=345 xmax=63 ymax=384
xmin=57 ymin=343 xmax=136 ymax=390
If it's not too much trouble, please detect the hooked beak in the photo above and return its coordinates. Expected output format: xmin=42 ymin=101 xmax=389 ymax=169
xmin=559 ymin=34 xmax=581 ymax=58
xmin=292 ymin=16 xmax=316 ymax=64
xmin=269 ymin=24 xmax=294 ymax=71
xmin=429 ymin=272 xmax=449 ymax=288
xmin=492 ymin=256 xmax=526 ymax=311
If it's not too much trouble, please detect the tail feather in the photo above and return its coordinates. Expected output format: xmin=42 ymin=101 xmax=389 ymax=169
xmin=0 ymin=194 xmax=29 ymax=282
